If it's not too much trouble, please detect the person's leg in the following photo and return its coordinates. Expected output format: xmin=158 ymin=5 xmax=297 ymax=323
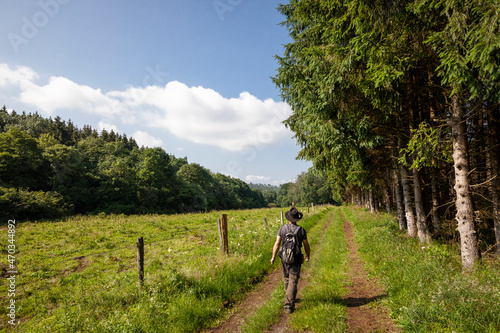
xmin=285 ymin=273 xmax=299 ymax=312
xmin=282 ymin=262 xmax=291 ymax=310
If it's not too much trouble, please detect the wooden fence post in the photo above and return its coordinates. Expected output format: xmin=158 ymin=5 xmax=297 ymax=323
xmin=221 ymin=214 xmax=228 ymax=254
xmin=281 ymin=211 xmax=284 ymax=224
xmin=264 ymin=217 xmax=268 ymax=228
xmin=136 ymin=237 xmax=144 ymax=285
xmin=217 ymin=218 xmax=223 ymax=251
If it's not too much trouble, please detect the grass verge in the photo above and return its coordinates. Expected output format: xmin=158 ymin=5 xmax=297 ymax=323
xmin=345 ymin=206 xmax=500 ymax=333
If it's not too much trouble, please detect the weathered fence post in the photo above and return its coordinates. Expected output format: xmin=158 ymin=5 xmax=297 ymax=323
xmin=281 ymin=211 xmax=284 ymax=224
xmin=221 ymin=214 xmax=228 ymax=254
xmin=136 ymin=237 xmax=144 ymax=286
xmin=217 ymin=218 xmax=223 ymax=251
xmin=264 ymin=217 xmax=268 ymax=228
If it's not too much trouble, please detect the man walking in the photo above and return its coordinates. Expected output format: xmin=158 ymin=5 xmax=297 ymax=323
xmin=271 ymin=207 xmax=310 ymax=313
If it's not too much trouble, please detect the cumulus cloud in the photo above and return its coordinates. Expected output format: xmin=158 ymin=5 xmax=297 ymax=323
xmin=97 ymin=121 xmax=119 ymax=133
xmin=138 ymin=81 xmax=292 ymax=151
xmin=1 ymin=64 xmax=292 ymax=152
xmin=0 ymin=64 xmax=38 ymax=87
xmin=20 ymin=76 xmax=133 ymax=120
xmin=246 ymin=175 xmax=272 ymax=183
xmin=132 ymin=130 xmax=164 ymax=148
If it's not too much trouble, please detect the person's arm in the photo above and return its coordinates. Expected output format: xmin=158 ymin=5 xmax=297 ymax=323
xmin=270 ymin=236 xmax=281 ymax=264
xmin=303 ymin=238 xmax=310 ymax=262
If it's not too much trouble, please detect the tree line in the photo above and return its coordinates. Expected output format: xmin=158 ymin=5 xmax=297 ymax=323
xmin=0 ymin=107 xmax=335 ymax=221
xmin=249 ymin=169 xmax=337 ymax=208
xmin=276 ymin=170 xmax=337 ymax=207
xmin=0 ymin=107 xmax=269 ymax=220
xmin=274 ymin=0 xmax=499 ymax=270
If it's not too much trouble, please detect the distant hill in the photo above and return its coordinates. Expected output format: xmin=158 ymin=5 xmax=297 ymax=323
xmin=247 ymin=183 xmax=280 ymax=193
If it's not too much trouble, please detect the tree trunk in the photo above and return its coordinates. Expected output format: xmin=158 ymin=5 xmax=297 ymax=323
xmin=399 ymin=163 xmax=417 ymax=237
xmin=369 ymin=186 xmax=375 ymax=213
xmin=384 ymin=170 xmax=392 ymax=213
xmin=488 ymin=106 xmax=500 ymax=256
xmin=451 ymin=95 xmax=479 ymax=271
xmin=393 ymin=159 xmax=407 ymax=230
xmin=413 ymin=166 xmax=431 ymax=243
xmin=430 ymin=169 xmax=440 ymax=233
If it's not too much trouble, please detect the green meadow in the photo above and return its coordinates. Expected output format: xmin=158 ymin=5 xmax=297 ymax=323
xmin=2 ymin=206 xmax=499 ymax=332
xmin=0 ymin=207 xmax=326 ymax=332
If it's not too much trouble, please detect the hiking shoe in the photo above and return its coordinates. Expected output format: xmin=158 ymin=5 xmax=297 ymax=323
xmin=286 ymin=307 xmax=294 ymax=314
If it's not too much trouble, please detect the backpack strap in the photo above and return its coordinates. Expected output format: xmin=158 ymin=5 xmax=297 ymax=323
xmin=292 ymin=225 xmax=302 ymax=254
xmin=293 ymin=225 xmax=301 ymax=236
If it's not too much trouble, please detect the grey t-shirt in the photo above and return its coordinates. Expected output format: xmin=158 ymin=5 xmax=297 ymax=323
xmin=278 ymin=223 xmax=307 ymax=249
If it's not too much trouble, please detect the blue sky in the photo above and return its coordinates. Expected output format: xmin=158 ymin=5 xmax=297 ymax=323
xmin=0 ymin=0 xmax=311 ymax=185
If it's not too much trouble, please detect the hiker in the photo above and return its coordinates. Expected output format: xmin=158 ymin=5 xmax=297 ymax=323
xmin=270 ymin=207 xmax=310 ymax=313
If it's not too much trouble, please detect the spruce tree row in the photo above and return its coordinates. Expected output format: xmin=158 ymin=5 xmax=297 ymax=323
xmin=274 ymin=0 xmax=500 ymax=270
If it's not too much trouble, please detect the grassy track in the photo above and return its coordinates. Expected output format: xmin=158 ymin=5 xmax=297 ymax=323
xmin=239 ymin=208 xmax=342 ymax=333
xmin=345 ymin=206 xmax=500 ymax=333
xmin=238 ymin=207 xmax=349 ymax=332
xmin=240 ymin=206 xmax=500 ymax=332
xmin=0 ymin=207 xmax=325 ymax=332
xmin=287 ymin=207 xmax=349 ymax=332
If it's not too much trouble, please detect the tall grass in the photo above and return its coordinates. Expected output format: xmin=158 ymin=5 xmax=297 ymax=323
xmin=345 ymin=206 xmax=500 ymax=333
xmin=0 ymin=207 xmax=325 ymax=332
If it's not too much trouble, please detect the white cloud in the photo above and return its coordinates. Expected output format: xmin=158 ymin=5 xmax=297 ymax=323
xmin=139 ymin=82 xmax=292 ymax=151
xmin=97 ymin=121 xmax=119 ymax=133
xmin=20 ymin=76 xmax=132 ymax=120
xmin=1 ymin=63 xmax=293 ymax=152
xmin=132 ymin=130 xmax=164 ymax=148
xmin=0 ymin=64 xmax=38 ymax=87
xmin=246 ymin=175 xmax=272 ymax=183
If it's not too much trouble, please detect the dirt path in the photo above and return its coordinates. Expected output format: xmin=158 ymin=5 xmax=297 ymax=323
xmin=205 ymin=214 xmax=399 ymax=332
xmin=265 ymin=218 xmax=333 ymax=333
xmin=265 ymin=269 xmax=309 ymax=333
xmin=203 ymin=258 xmax=309 ymax=333
xmin=204 ymin=269 xmax=283 ymax=333
xmin=343 ymin=219 xmax=400 ymax=333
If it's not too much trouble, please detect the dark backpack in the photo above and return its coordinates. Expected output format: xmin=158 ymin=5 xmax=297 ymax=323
xmin=279 ymin=224 xmax=301 ymax=264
